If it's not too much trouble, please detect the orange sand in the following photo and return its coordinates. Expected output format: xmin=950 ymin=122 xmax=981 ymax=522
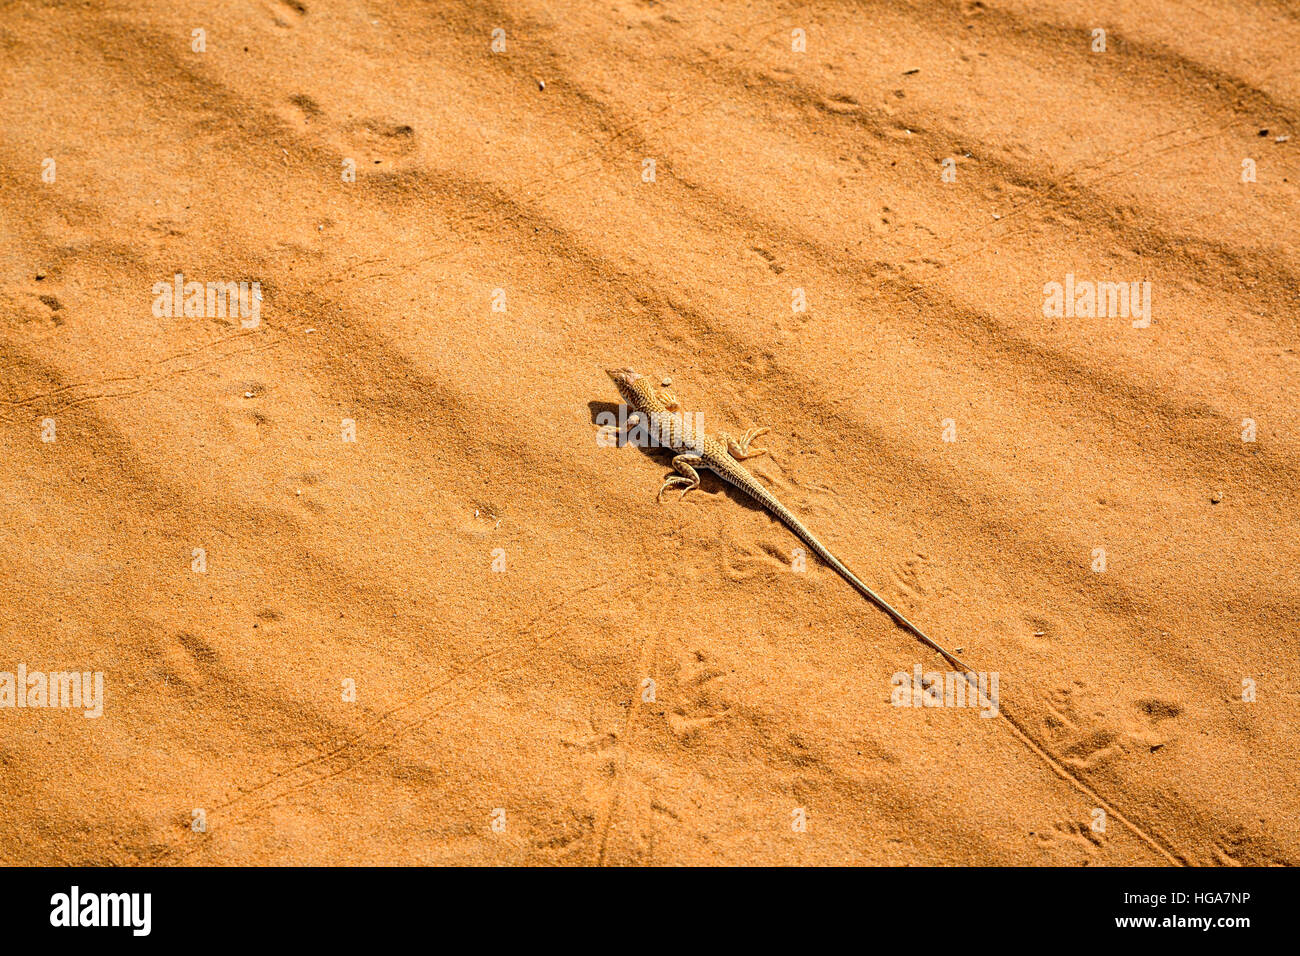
xmin=1 ymin=0 xmax=1297 ymax=865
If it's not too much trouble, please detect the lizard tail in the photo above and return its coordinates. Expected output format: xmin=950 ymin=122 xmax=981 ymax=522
xmin=785 ymin=503 xmax=1187 ymax=863
xmin=745 ymin=482 xmax=971 ymax=673
xmin=717 ymin=470 xmax=1188 ymax=863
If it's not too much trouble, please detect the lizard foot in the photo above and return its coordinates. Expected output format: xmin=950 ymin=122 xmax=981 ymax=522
xmin=724 ymin=426 xmax=770 ymax=460
xmin=657 ymin=453 xmax=702 ymax=501
xmin=657 ymin=476 xmax=697 ymax=501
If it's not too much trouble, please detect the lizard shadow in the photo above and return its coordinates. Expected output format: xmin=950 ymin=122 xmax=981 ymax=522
xmin=587 ymin=401 xmax=771 ymax=515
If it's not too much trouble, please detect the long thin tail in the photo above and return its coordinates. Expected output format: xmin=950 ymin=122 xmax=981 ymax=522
xmin=739 ymin=478 xmax=970 ymax=671
xmin=731 ymin=475 xmax=1187 ymax=865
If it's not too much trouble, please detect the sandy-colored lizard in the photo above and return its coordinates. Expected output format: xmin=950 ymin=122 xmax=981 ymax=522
xmin=603 ymin=367 xmax=1191 ymax=864
xmin=604 ymin=367 xmax=968 ymax=670
xmin=603 ymin=367 xmax=1189 ymax=861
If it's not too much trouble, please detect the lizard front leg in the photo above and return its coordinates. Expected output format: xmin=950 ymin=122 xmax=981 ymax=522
xmin=657 ymin=454 xmax=702 ymax=502
xmin=596 ymin=412 xmax=643 ymax=447
xmin=718 ymin=426 xmax=770 ymax=460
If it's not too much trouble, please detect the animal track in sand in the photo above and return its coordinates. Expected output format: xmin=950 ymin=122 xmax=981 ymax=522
xmin=221 ymin=380 xmax=271 ymax=442
xmin=0 ymin=283 xmax=65 ymax=331
xmin=1035 ymin=819 xmax=1104 ymax=861
xmin=664 ymin=649 xmax=731 ymax=742
xmin=1205 ymin=823 xmax=1290 ymax=867
xmin=1018 ymin=613 xmax=1057 ymax=654
xmin=720 ymin=541 xmax=788 ymax=585
xmin=1129 ymin=696 xmax=1184 ymax=751
xmin=143 ymin=218 xmax=187 ymax=253
xmin=463 ymin=502 xmax=503 ymax=534
xmin=821 ymin=93 xmax=862 ymax=114
xmin=749 ymin=245 xmax=785 ymax=275
xmin=1042 ymin=683 xmax=1123 ymax=770
xmin=889 ymin=552 xmax=931 ymax=600
xmin=666 ymin=709 xmax=730 ymax=741
xmin=1136 ymin=697 xmax=1183 ymax=722
xmin=1058 ymin=730 xmax=1124 ymax=772
xmin=155 ymin=631 xmax=221 ymax=690
xmin=337 ymin=119 xmax=418 ymax=168
xmin=274 ymin=94 xmax=418 ymax=172
xmin=531 ymin=810 xmax=594 ymax=853
xmin=610 ymin=0 xmax=680 ymax=29
xmin=561 ymin=727 xmax=619 ymax=757
xmin=266 ymin=0 xmax=307 ymax=29
xmin=1041 ymin=682 xmax=1187 ymax=770
xmin=279 ymin=93 xmax=323 ymax=133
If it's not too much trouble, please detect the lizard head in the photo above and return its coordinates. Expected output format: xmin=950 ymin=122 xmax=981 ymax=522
xmin=605 ymin=367 xmax=651 ymax=407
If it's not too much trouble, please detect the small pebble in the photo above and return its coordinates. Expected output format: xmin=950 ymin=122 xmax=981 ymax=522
xmin=661 ymin=377 xmax=672 ymax=386
xmin=1211 ymin=491 xmax=1222 ymax=504
xmin=244 ymin=391 xmax=254 ymax=399
xmin=537 ymin=79 xmax=545 ymax=91
xmin=1276 ymin=134 xmax=1290 ymax=143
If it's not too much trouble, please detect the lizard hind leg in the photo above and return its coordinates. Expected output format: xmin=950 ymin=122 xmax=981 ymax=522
xmin=657 ymin=454 xmax=702 ymax=502
xmin=726 ymin=426 xmax=771 ymax=460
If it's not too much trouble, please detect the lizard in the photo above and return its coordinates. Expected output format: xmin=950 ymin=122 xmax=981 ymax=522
xmin=603 ymin=367 xmax=1190 ymax=865
xmin=603 ymin=367 xmax=970 ymax=673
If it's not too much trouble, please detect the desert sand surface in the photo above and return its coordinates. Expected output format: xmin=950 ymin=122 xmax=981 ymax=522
xmin=0 ymin=0 xmax=1297 ymax=866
